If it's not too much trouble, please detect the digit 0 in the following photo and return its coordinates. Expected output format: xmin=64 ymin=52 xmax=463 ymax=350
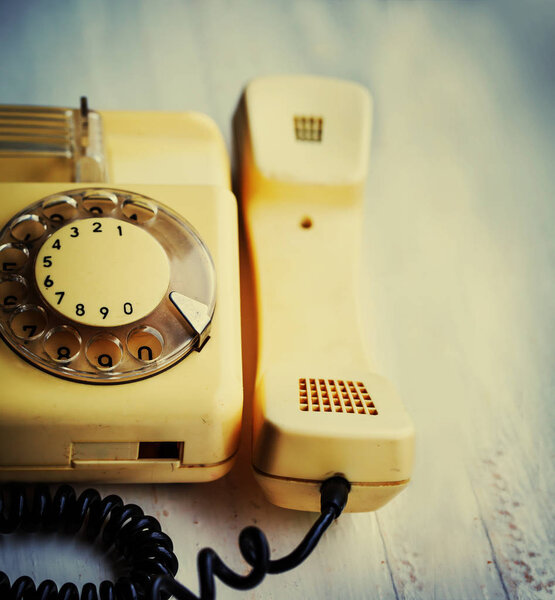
xmin=123 ymin=302 xmax=133 ymax=315
xmin=138 ymin=345 xmax=153 ymax=361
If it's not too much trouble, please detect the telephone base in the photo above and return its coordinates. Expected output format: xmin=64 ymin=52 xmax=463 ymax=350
xmin=253 ymin=468 xmax=409 ymax=513
xmin=0 ymin=183 xmax=243 ymax=482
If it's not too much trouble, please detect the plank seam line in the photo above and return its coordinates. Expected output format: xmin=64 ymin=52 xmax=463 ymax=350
xmin=376 ymin=514 xmax=400 ymax=600
xmin=470 ymin=483 xmax=511 ymax=600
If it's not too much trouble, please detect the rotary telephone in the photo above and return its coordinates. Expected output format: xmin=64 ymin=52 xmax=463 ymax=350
xmin=0 ymin=76 xmax=413 ymax=598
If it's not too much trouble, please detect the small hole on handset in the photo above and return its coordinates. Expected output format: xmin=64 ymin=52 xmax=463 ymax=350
xmin=300 ymin=217 xmax=312 ymax=229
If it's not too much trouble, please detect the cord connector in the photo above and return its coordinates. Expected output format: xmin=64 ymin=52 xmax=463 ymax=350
xmin=320 ymin=476 xmax=351 ymax=518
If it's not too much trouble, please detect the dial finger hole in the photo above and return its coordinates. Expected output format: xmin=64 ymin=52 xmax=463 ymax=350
xmin=86 ymin=333 xmax=123 ymax=371
xmin=43 ymin=325 xmax=81 ymax=364
xmin=10 ymin=214 xmax=46 ymax=242
xmin=0 ymin=243 xmax=29 ymax=273
xmin=127 ymin=326 xmax=164 ymax=363
xmin=42 ymin=195 xmax=78 ymax=223
xmin=9 ymin=305 xmax=47 ymax=340
xmin=82 ymin=191 xmax=118 ymax=215
xmin=0 ymin=275 xmax=28 ymax=309
xmin=122 ymin=199 xmax=157 ymax=224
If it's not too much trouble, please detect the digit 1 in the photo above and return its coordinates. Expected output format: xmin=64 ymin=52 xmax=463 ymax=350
xmin=117 ymin=225 xmax=123 ymax=236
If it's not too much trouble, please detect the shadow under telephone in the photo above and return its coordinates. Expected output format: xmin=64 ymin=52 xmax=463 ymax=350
xmin=0 ymin=76 xmax=414 ymax=597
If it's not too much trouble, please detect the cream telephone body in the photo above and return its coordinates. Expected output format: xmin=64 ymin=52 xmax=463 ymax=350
xmin=0 ymin=109 xmax=243 ymax=483
xmin=0 ymin=76 xmax=413 ymax=513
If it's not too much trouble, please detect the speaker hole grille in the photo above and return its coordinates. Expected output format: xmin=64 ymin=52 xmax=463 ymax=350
xmin=294 ymin=116 xmax=323 ymax=142
xmin=298 ymin=378 xmax=378 ymax=415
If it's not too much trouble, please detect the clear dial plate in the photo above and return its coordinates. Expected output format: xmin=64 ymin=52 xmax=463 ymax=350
xmin=0 ymin=188 xmax=216 ymax=383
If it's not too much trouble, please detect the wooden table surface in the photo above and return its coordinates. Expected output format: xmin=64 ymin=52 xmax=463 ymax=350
xmin=0 ymin=1 xmax=554 ymax=598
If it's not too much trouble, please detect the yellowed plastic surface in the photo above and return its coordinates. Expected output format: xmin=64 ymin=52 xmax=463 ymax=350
xmin=101 ymin=111 xmax=231 ymax=188
xmin=253 ymin=470 xmax=408 ymax=513
xmin=0 ymin=109 xmax=242 ymax=482
xmin=0 ymin=157 xmax=74 ymax=183
xmin=236 ymin=75 xmax=414 ymax=511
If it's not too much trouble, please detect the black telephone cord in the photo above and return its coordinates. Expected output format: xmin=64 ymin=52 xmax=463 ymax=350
xmin=0 ymin=477 xmax=350 ymax=600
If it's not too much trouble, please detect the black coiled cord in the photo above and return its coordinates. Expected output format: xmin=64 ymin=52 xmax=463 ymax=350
xmin=0 ymin=483 xmax=178 ymax=599
xmin=0 ymin=477 xmax=350 ymax=600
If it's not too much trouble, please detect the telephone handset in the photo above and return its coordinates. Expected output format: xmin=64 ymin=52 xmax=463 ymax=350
xmin=236 ymin=76 xmax=414 ymax=512
xmin=0 ymin=77 xmax=413 ymax=511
